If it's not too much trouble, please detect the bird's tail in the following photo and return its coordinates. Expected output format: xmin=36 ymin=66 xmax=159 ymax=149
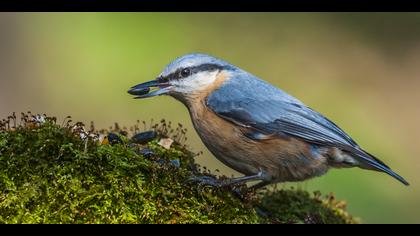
xmin=354 ymin=150 xmax=409 ymax=186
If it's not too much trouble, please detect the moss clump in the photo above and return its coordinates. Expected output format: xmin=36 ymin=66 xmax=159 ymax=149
xmin=258 ymin=189 xmax=359 ymax=224
xmin=0 ymin=113 xmax=358 ymax=224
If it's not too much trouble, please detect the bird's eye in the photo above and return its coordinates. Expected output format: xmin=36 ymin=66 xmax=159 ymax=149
xmin=180 ymin=68 xmax=191 ymax=78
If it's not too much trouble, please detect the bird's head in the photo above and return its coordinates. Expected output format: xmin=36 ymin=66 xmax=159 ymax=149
xmin=128 ymin=53 xmax=236 ymax=102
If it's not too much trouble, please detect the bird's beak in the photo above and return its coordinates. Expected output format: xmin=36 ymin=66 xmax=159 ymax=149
xmin=127 ymin=79 xmax=172 ymax=99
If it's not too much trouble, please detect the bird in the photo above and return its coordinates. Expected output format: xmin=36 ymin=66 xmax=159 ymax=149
xmin=128 ymin=53 xmax=409 ymax=189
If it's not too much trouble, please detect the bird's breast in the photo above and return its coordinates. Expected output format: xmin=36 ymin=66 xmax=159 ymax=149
xmin=188 ymin=99 xmax=262 ymax=175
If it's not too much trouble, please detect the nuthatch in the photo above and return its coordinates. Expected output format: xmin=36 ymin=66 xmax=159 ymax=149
xmin=128 ymin=53 xmax=409 ymax=189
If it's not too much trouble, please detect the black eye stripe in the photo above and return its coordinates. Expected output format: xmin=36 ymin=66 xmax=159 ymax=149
xmin=161 ymin=63 xmax=230 ymax=81
xmin=192 ymin=63 xmax=224 ymax=73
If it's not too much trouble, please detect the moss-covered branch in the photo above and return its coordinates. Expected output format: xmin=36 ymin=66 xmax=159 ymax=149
xmin=0 ymin=113 xmax=359 ymax=224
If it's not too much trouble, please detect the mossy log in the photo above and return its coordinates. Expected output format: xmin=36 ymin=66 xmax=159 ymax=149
xmin=0 ymin=113 xmax=359 ymax=224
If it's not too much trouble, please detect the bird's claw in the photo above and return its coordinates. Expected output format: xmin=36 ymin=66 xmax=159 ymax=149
xmin=187 ymin=175 xmax=260 ymax=203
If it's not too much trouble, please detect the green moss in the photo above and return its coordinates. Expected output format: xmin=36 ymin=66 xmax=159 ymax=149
xmin=0 ymin=113 xmax=358 ymax=224
xmin=258 ymin=189 xmax=360 ymax=224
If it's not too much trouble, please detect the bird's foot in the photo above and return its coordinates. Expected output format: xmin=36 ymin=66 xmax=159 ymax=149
xmin=188 ymin=170 xmax=268 ymax=189
xmin=187 ymin=170 xmax=270 ymax=202
xmin=188 ymin=175 xmax=251 ymax=201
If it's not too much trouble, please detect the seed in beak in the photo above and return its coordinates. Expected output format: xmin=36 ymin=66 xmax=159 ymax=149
xmin=128 ymin=87 xmax=150 ymax=96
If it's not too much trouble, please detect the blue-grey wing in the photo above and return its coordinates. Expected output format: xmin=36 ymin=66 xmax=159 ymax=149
xmin=206 ymin=71 xmax=409 ymax=186
xmin=207 ymin=72 xmax=358 ymax=148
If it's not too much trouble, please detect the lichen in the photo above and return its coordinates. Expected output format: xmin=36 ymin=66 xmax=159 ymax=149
xmin=0 ymin=112 xmax=358 ymax=224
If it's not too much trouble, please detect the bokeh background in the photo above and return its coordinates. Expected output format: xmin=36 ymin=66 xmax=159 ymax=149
xmin=0 ymin=13 xmax=419 ymax=223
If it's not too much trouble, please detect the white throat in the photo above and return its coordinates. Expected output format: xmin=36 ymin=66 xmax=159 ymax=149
xmin=171 ymin=71 xmax=220 ymax=94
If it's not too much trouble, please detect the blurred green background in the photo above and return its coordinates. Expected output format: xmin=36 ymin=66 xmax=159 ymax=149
xmin=0 ymin=13 xmax=419 ymax=223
